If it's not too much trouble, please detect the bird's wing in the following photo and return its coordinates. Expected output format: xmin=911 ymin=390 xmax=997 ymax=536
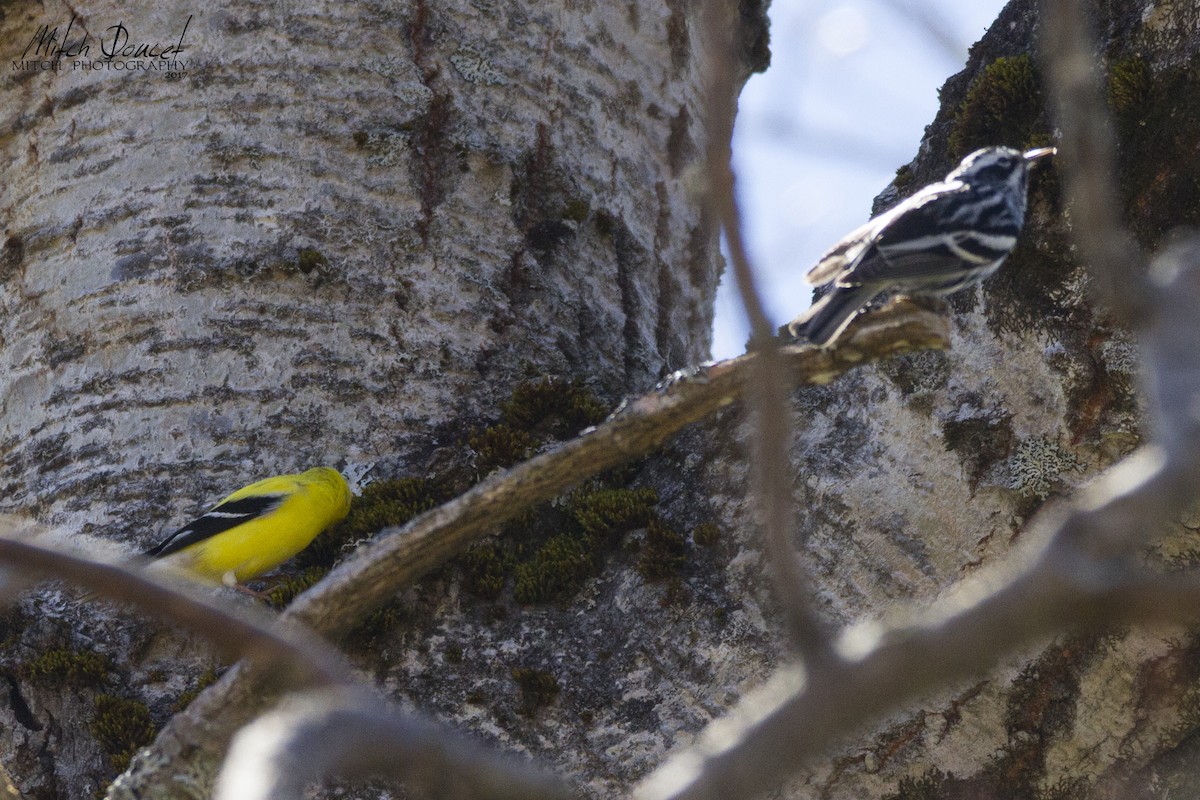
xmin=144 ymin=493 xmax=288 ymax=558
xmin=805 ymin=219 xmax=879 ymax=285
xmin=847 ymin=185 xmax=1006 ymax=285
xmin=805 ymin=183 xmax=952 ymax=285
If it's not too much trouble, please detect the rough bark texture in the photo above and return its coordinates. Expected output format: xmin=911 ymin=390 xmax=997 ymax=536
xmin=0 ymin=0 xmax=729 ymax=534
xmin=0 ymin=0 xmax=760 ymax=796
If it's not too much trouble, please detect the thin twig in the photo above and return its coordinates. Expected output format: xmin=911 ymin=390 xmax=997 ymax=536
xmin=216 ymin=688 xmax=577 ymax=800
xmin=1038 ymin=0 xmax=1149 ymax=325
xmin=0 ymin=522 xmax=350 ymax=687
xmin=286 ymin=300 xmax=946 ymax=638
xmin=702 ymin=0 xmax=833 ymax=664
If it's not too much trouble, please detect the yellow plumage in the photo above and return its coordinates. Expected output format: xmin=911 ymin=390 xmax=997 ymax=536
xmin=145 ymin=467 xmax=351 ymax=586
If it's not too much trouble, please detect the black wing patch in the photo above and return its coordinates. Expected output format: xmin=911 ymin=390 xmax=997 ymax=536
xmin=144 ymin=494 xmax=286 ymax=559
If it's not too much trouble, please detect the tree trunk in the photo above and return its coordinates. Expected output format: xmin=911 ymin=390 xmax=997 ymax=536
xmin=0 ymin=0 xmax=764 ymax=796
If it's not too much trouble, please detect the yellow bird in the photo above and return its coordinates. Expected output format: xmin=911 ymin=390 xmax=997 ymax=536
xmin=144 ymin=467 xmax=351 ymax=586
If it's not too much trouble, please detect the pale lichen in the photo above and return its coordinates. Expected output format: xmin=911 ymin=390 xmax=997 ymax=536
xmin=1008 ymin=436 xmax=1082 ymax=499
xmin=450 ymin=48 xmax=507 ymax=85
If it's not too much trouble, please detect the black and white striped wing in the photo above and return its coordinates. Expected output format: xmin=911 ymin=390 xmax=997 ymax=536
xmin=805 ymin=181 xmax=955 ymax=286
xmin=144 ymin=494 xmax=286 ymax=559
xmin=850 ymin=187 xmax=1019 ymax=290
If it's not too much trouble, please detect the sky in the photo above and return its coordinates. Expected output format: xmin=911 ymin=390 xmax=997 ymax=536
xmin=712 ymin=0 xmax=1011 ymax=359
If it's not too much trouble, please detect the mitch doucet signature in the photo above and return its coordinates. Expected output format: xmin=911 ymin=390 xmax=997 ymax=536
xmin=20 ymin=14 xmax=191 ymax=61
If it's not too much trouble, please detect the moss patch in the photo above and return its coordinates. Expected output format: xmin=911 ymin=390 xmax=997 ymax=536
xmin=949 ymin=54 xmax=1048 ymax=158
xmin=264 ymin=566 xmax=330 ymax=610
xmin=507 ymin=484 xmax=660 ymax=604
xmin=941 ymin=401 xmax=1016 ymax=492
xmin=692 ymin=522 xmax=720 ymax=547
xmin=25 ymin=647 xmax=110 ymax=688
xmin=293 ymin=477 xmax=449 ymax=573
xmin=511 ymin=667 xmax=559 ymax=715
xmin=883 ymin=768 xmax=948 ymax=800
xmin=1106 ymin=56 xmax=1200 ymax=250
xmin=498 ymin=376 xmax=609 ymax=439
xmin=90 ymin=694 xmax=157 ymax=773
xmin=981 ymin=637 xmax=1100 ymax=796
xmin=637 ymin=518 xmax=687 ymax=580
xmin=1107 ymin=55 xmax=1151 ymax=118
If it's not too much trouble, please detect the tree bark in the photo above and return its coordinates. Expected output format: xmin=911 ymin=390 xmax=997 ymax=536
xmin=0 ymin=0 xmax=763 ymax=796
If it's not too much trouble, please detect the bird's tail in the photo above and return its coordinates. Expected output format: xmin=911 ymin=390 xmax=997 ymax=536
xmin=787 ymin=285 xmax=879 ymax=346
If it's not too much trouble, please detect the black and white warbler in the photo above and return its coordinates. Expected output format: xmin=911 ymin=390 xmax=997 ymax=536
xmin=787 ymin=145 xmax=1056 ymax=346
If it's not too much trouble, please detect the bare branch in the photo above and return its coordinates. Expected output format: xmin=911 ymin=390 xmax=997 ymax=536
xmin=702 ymin=0 xmax=834 ymax=663
xmin=0 ymin=520 xmax=351 ymax=688
xmin=284 ymin=300 xmax=947 ymax=639
xmin=216 ymin=689 xmax=576 ymax=800
xmin=1038 ymin=0 xmax=1150 ymax=325
xmin=633 ymin=235 xmax=1200 ymax=800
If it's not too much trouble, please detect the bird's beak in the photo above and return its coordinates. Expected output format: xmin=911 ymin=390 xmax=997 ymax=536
xmin=1023 ymin=146 xmax=1057 ymax=162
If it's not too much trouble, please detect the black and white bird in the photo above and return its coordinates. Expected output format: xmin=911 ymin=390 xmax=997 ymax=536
xmin=787 ymin=145 xmax=1056 ymax=346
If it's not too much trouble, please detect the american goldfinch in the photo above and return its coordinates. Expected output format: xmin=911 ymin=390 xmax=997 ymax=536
xmin=144 ymin=467 xmax=351 ymax=587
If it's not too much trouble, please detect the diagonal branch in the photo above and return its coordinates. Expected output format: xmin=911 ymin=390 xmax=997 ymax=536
xmin=285 ymin=301 xmax=946 ymax=638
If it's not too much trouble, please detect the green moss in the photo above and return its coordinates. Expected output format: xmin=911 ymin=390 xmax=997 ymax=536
xmin=347 ymin=601 xmax=406 ymax=652
xmin=296 ymin=477 xmax=447 ymax=570
xmin=90 ymin=694 xmax=157 ymax=773
xmin=296 ymin=248 xmax=328 ymax=274
xmin=1106 ymin=59 xmax=1200 ymax=249
xmin=1108 ymin=56 xmax=1152 ymax=118
xmin=569 ymin=486 xmax=658 ymax=541
xmin=893 ymin=163 xmax=915 ymax=191
xmin=25 ymin=647 xmax=110 ymax=688
xmin=562 ymin=198 xmax=591 ymax=223
xmin=264 ymin=566 xmax=329 ymax=610
xmin=470 ymin=424 xmax=538 ymax=474
xmin=884 ymin=769 xmax=948 ymax=800
xmin=637 ymin=519 xmax=686 ymax=580
xmin=514 ymin=533 xmax=595 ymax=604
xmin=461 ymin=541 xmax=516 ymax=599
xmin=499 ymin=377 xmax=610 ymax=438
xmin=481 ymin=484 xmax=663 ymax=605
xmin=949 ymin=54 xmax=1046 ymax=158
xmin=0 ymin=608 xmax=27 ymax=649
xmin=511 ymin=667 xmax=559 ymax=715
xmin=692 ymin=522 xmax=720 ymax=547
xmin=445 ymin=644 xmax=463 ymax=664
xmin=171 ymin=668 xmax=218 ymax=713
